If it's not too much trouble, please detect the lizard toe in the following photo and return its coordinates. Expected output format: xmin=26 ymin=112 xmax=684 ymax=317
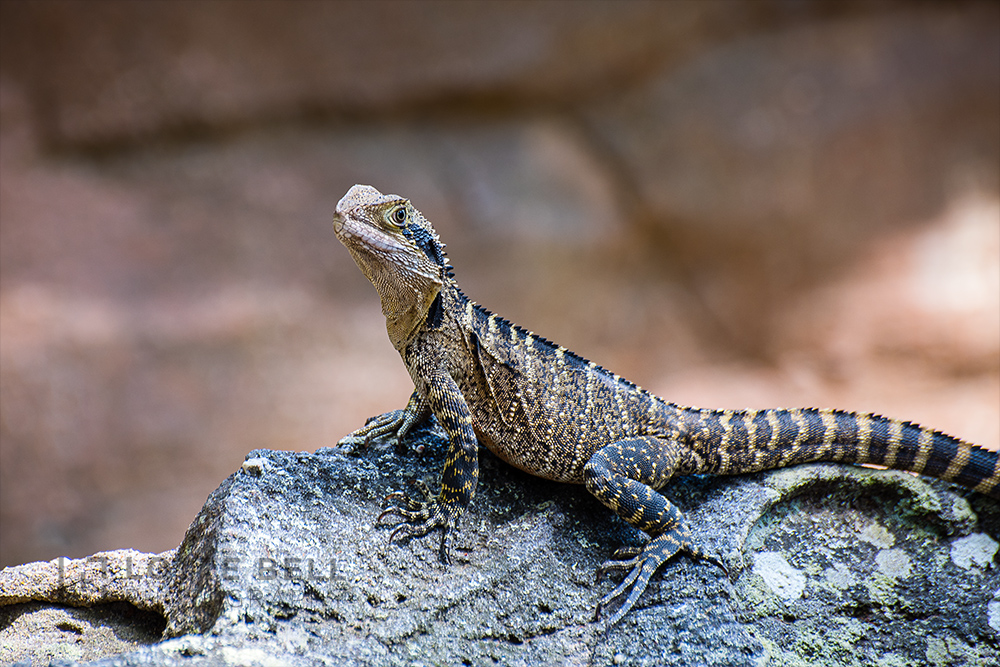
xmin=595 ymin=556 xmax=660 ymax=625
xmin=595 ymin=555 xmax=641 ymax=583
xmin=377 ymin=504 xmax=431 ymax=524
xmin=387 ymin=513 xmax=447 ymax=544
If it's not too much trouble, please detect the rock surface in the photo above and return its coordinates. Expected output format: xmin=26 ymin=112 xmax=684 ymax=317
xmin=2 ymin=416 xmax=997 ymax=665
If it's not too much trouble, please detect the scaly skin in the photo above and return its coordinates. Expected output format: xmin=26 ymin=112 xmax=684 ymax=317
xmin=332 ymin=184 xmax=1000 ymax=625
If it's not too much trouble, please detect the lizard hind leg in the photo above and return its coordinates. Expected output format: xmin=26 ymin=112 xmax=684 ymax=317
xmin=583 ymin=436 xmax=724 ymax=625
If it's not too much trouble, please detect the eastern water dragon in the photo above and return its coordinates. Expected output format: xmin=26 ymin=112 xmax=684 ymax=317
xmin=332 ymin=184 xmax=1000 ymax=625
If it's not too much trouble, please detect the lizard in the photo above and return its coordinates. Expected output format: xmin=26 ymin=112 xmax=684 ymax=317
xmin=332 ymin=183 xmax=1000 ymax=625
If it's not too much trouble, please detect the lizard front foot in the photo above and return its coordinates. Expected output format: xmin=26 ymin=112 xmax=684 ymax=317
xmin=377 ymin=479 xmax=461 ymax=563
xmin=338 ymin=410 xmax=407 ymax=452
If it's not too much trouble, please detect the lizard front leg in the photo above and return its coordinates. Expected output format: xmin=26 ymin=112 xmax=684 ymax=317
xmin=378 ymin=372 xmax=479 ymax=563
xmin=583 ymin=436 xmax=725 ymax=625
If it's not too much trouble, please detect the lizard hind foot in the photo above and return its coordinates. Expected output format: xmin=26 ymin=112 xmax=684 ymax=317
xmin=594 ymin=531 xmax=725 ymax=626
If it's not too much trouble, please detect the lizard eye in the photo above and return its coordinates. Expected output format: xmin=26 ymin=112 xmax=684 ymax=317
xmin=389 ymin=206 xmax=407 ymax=227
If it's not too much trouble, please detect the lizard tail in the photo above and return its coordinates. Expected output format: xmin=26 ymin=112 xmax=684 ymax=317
xmin=680 ymin=407 xmax=1000 ymax=499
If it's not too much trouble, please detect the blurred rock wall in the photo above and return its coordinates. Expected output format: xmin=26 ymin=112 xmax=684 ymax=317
xmin=1 ymin=0 xmax=997 ymax=568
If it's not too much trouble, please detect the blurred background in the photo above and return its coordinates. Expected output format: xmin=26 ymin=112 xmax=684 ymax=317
xmin=1 ymin=0 xmax=997 ymax=569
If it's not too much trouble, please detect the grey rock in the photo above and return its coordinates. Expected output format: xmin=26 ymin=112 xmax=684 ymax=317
xmin=0 ymin=549 xmax=171 ymax=611
xmin=0 ymin=602 xmax=165 ymax=665
xmin=2 ymin=415 xmax=997 ymax=665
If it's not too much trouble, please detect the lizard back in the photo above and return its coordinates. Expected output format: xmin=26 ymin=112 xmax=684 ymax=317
xmin=430 ymin=285 xmax=1000 ymax=497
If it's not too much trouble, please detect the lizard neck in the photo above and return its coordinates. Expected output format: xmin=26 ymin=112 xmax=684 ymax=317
xmin=380 ymin=276 xmax=443 ymax=352
xmin=345 ymin=243 xmax=443 ymax=351
xmin=384 ymin=286 xmax=440 ymax=351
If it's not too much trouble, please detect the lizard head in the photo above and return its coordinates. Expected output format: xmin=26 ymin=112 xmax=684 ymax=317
xmin=333 ymin=184 xmax=449 ymax=349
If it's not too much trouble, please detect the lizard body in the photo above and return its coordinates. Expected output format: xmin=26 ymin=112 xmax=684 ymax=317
xmin=332 ymin=184 xmax=1000 ymax=625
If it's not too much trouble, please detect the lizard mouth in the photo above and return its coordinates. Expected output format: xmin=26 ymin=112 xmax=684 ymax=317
xmin=333 ymin=212 xmax=410 ymax=258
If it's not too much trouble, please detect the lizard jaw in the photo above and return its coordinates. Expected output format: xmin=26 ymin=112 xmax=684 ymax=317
xmin=333 ymin=210 xmax=408 ymax=256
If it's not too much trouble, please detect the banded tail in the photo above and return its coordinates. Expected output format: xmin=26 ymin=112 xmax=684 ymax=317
xmin=679 ymin=407 xmax=1000 ymax=499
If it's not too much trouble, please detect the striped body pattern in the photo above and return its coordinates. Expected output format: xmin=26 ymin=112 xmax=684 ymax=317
xmin=333 ymin=185 xmax=1000 ymax=625
xmin=440 ymin=287 xmax=997 ymax=495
